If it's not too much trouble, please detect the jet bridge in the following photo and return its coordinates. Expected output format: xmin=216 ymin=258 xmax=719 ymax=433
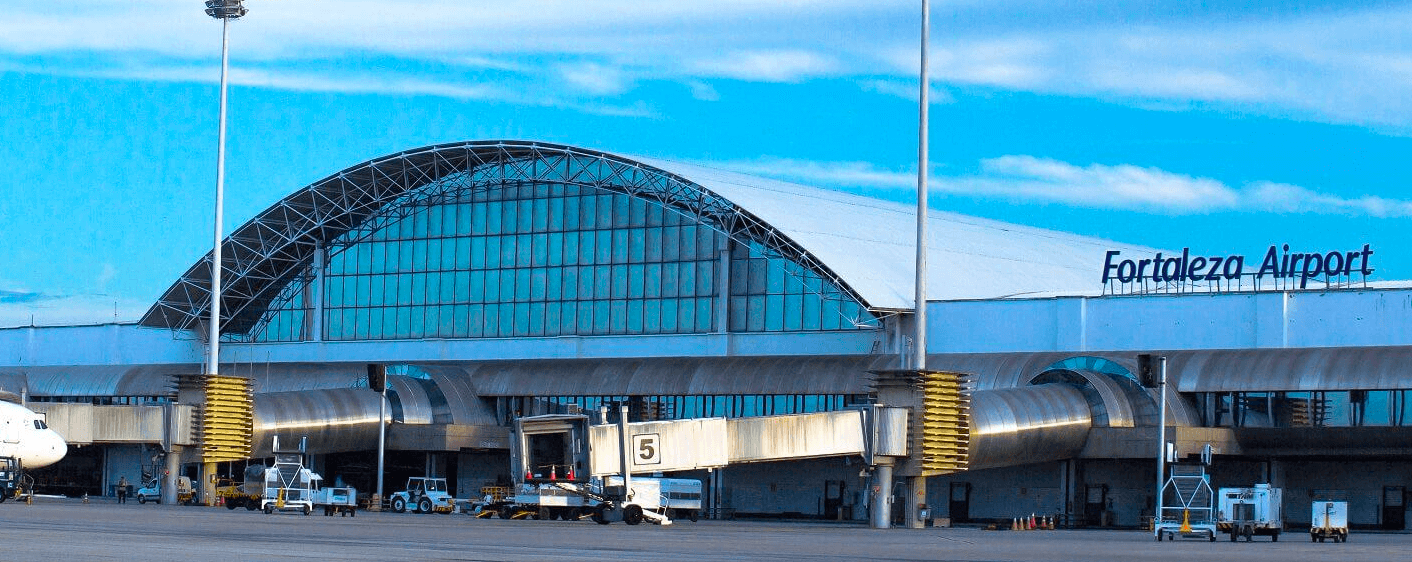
xmin=512 ymin=407 xmax=908 ymax=484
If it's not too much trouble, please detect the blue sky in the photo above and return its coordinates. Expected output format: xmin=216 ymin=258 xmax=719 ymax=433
xmin=3 ymin=1 xmax=1412 ymax=326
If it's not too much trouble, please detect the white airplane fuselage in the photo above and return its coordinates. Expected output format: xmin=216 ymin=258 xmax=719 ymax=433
xmin=0 ymin=401 xmax=67 ymax=468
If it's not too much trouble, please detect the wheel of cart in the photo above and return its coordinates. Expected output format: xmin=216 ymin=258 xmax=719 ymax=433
xmin=623 ymin=505 xmax=644 ymax=526
xmin=392 ymin=496 xmax=407 ymax=513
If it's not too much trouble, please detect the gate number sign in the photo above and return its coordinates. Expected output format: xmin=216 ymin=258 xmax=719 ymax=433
xmin=633 ymin=433 xmax=661 ymax=465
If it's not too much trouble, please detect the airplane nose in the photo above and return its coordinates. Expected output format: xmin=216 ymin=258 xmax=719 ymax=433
xmin=30 ymin=431 xmax=67 ymax=468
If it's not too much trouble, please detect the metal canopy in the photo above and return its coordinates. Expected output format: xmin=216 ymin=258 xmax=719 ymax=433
xmin=140 ymin=140 xmax=870 ymax=337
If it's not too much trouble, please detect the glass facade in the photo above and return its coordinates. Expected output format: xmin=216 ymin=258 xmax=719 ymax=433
xmin=251 ymin=177 xmax=875 ymax=342
xmin=1198 ymin=390 xmax=1412 ymax=428
xmin=499 ymin=394 xmax=867 ymax=425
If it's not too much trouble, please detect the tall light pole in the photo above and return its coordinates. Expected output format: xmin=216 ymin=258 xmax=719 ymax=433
xmin=199 ymin=0 xmax=247 ymax=507
xmin=204 ymin=0 xmax=245 ymax=377
xmin=904 ymin=0 xmax=932 ymax=530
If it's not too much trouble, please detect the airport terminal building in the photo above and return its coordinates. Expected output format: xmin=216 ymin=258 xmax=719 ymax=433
xmin=3 ymin=140 xmax=1411 ymax=528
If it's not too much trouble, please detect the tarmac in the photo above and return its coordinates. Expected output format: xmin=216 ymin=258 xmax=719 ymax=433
xmin=1 ymin=497 xmax=1409 ymax=561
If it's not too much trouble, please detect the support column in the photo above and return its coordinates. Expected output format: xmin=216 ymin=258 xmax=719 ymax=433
xmin=161 ymin=446 xmax=182 ymax=505
xmin=870 ymin=461 xmax=894 ymax=529
xmin=201 ymin=461 xmax=217 ymax=506
xmin=904 ymin=476 xmax=927 ymax=528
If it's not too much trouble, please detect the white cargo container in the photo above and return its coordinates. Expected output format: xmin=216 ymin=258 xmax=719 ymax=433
xmin=1310 ymin=501 xmax=1348 ymax=543
xmin=1216 ymin=484 xmax=1283 ymax=542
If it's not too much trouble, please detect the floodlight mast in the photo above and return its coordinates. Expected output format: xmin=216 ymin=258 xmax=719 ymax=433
xmin=203 ymin=0 xmax=245 ymax=379
xmin=198 ymin=0 xmax=246 ymax=509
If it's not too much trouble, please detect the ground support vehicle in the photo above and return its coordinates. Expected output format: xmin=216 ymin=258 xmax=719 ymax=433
xmin=1154 ymin=463 xmax=1218 ymax=542
xmin=257 ymin=437 xmax=316 ymax=515
xmin=216 ymin=467 xmax=265 ymax=511
xmin=1310 ymin=501 xmax=1348 ymax=543
xmin=135 ymin=476 xmax=195 ymax=505
xmin=1216 ymin=484 xmax=1283 ymax=542
xmin=466 ymin=486 xmax=512 ymax=518
xmin=389 ymin=477 xmax=455 ymax=514
xmin=0 ymin=456 xmax=29 ymax=503
xmin=507 ymin=483 xmax=590 ymax=520
xmin=588 ymin=476 xmax=700 ymax=525
xmin=312 ymin=485 xmax=358 ymax=517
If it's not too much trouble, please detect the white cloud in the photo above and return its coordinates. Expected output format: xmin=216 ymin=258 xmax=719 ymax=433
xmin=687 ymin=50 xmax=840 ymax=83
xmin=858 ymin=79 xmax=955 ymax=104
xmin=716 ymin=154 xmax=1412 ymax=218
xmin=555 ymin=61 xmax=633 ymax=96
xmin=712 ymin=156 xmax=918 ymax=191
xmin=8 ymin=3 xmax=1412 ymax=129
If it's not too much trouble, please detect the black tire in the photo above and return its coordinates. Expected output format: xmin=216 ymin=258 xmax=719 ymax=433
xmin=498 ymin=506 xmax=513 ymax=519
xmin=264 ymin=504 xmax=273 ymax=514
xmin=138 ymin=495 xmax=147 ymax=505
xmin=1208 ymin=532 xmax=1216 ymax=542
xmin=419 ymin=498 xmax=433 ymax=514
xmin=1230 ymin=531 xmax=1238 ymax=542
xmin=1311 ymin=534 xmax=1318 ymax=542
xmin=392 ymin=497 xmax=407 ymax=513
xmin=593 ymin=505 xmax=610 ymax=525
xmin=350 ymin=508 xmax=356 ymax=517
xmin=624 ymin=505 xmax=644 ymax=526
xmin=225 ymin=499 xmax=237 ymax=510
xmin=1272 ymin=530 xmax=1279 ymax=542
xmin=244 ymin=500 xmax=257 ymax=511
xmin=303 ymin=504 xmax=312 ymax=516
xmin=1319 ymin=536 xmax=1326 ymax=543
xmin=689 ymin=510 xmax=699 ymax=522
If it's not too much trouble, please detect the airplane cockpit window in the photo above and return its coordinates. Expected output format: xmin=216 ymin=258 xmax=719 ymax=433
xmin=33 ymin=420 xmax=47 ymax=429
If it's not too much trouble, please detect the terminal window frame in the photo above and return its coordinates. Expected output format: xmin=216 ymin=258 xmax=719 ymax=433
xmin=250 ymin=179 xmax=877 ymax=342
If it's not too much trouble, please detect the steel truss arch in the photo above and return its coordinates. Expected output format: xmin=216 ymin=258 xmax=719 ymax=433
xmin=141 ymin=140 xmax=874 ymax=337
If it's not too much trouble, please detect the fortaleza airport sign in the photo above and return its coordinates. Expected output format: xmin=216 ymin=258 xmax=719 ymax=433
xmin=1102 ymin=244 xmax=1374 ymax=289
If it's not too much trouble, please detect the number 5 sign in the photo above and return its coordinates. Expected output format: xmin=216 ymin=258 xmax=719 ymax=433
xmin=632 ymin=433 xmax=661 ymax=465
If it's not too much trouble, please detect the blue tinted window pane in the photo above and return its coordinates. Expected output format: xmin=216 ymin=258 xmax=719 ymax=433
xmin=644 ymin=264 xmax=661 ymax=298
xmin=644 ymin=300 xmax=661 ymax=332
xmin=577 ymin=301 xmax=594 ymax=333
xmin=660 ymin=300 xmax=678 ymax=332
xmin=611 ymin=265 xmax=628 ymax=299
xmin=610 ymin=300 xmax=627 ymax=333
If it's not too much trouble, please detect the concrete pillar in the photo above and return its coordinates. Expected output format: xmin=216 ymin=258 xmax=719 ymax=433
xmin=161 ymin=446 xmax=182 ymax=505
xmin=904 ymin=476 xmax=927 ymax=528
xmin=870 ymin=462 xmax=893 ymax=529
xmin=200 ymin=461 xmax=217 ymax=506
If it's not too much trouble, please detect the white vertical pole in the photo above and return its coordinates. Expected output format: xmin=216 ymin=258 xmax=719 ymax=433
xmin=913 ymin=0 xmax=929 ymax=372
xmin=1155 ymin=356 xmax=1168 ymax=528
xmin=208 ymin=15 xmax=232 ymax=378
xmin=376 ymin=385 xmax=387 ymax=505
xmin=903 ymin=0 xmax=932 ymax=531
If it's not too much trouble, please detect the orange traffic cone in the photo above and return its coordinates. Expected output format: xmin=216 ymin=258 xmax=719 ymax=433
xmin=525 ymin=468 xmax=532 ymax=481
xmin=1028 ymin=514 xmax=1035 ymax=530
xmin=550 ymin=466 xmax=557 ymax=481
xmin=566 ymin=466 xmax=575 ymax=480
xmin=1011 ymin=517 xmax=1019 ymax=531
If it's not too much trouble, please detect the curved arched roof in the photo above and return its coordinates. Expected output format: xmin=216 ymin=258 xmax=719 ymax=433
xmin=141 ymin=140 xmax=1157 ymax=335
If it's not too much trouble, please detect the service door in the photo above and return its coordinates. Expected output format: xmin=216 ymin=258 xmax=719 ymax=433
xmin=949 ymin=482 xmax=971 ymax=523
xmin=1384 ymin=486 xmax=1406 ymax=530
